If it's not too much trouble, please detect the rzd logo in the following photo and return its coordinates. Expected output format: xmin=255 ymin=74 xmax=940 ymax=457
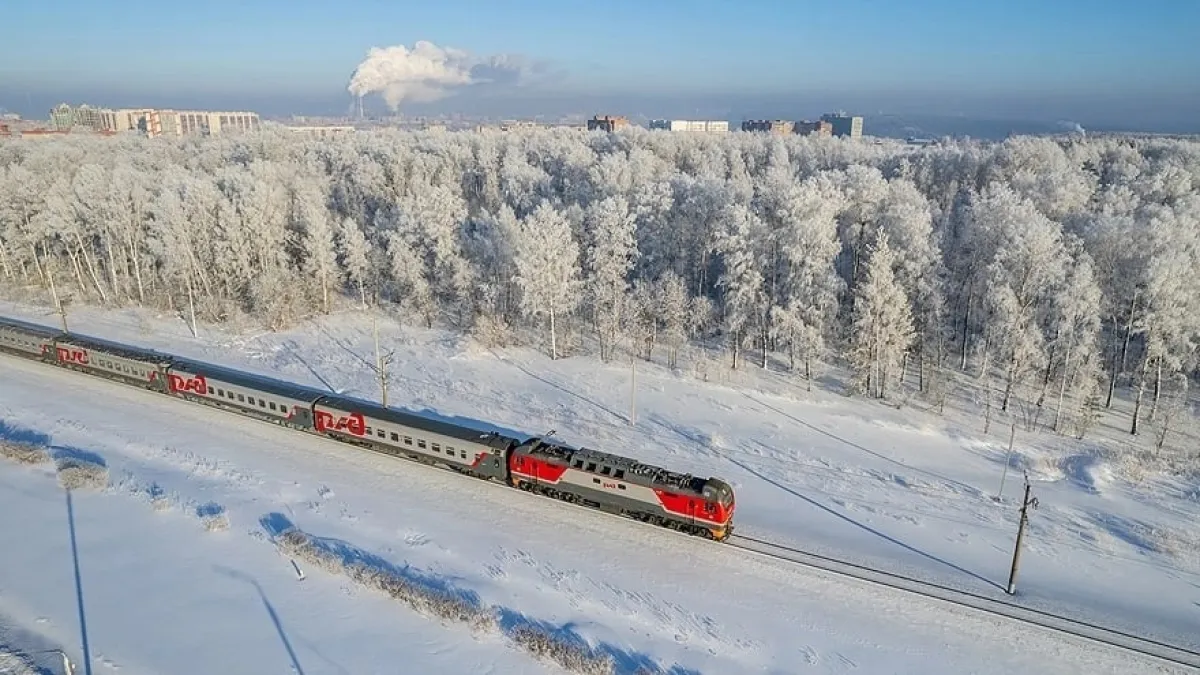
xmin=314 ymin=410 xmax=366 ymax=436
xmin=56 ymin=346 xmax=89 ymax=365
xmin=168 ymin=374 xmax=208 ymax=395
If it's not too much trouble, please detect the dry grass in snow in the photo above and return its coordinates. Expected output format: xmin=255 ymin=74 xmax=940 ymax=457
xmin=275 ymin=527 xmax=617 ymax=675
xmin=0 ymin=441 xmax=50 ymax=465
xmin=0 ymin=649 xmax=41 ymax=675
xmin=55 ymin=458 xmax=109 ymax=490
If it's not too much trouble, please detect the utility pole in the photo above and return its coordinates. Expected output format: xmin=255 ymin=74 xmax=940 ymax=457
xmin=995 ymin=422 xmax=1017 ymax=501
xmin=1006 ymin=472 xmax=1039 ymax=595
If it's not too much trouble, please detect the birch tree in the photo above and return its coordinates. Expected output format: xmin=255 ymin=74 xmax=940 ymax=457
xmin=512 ymin=202 xmax=583 ymax=359
xmin=848 ymin=234 xmax=914 ymax=399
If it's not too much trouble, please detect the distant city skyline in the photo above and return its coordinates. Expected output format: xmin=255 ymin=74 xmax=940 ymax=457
xmin=2 ymin=0 xmax=1199 ymax=133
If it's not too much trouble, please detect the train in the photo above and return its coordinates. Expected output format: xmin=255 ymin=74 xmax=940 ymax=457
xmin=0 ymin=315 xmax=736 ymax=541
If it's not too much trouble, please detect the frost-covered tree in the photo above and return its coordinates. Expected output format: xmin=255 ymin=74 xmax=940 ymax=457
xmin=583 ymin=195 xmax=638 ymax=361
xmin=337 ymin=216 xmax=372 ymax=307
xmin=714 ymin=203 xmax=766 ymax=370
xmin=848 ymin=234 xmax=914 ymax=398
xmin=512 ymin=202 xmax=583 ymax=359
xmin=2 ymin=128 xmax=1200 ymax=444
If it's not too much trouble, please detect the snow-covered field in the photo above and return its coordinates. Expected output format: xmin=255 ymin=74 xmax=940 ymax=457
xmin=1 ymin=300 xmax=1198 ymax=674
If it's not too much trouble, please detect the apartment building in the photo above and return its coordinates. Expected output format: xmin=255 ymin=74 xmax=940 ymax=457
xmin=794 ymin=120 xmax=833 ymax=136
xmin=741 ymin=119 xmax=795 ymax=135
xmin=649 ymin=119 xmax=729 ymax=133
xmin=285 ymin=125 xmax=356 ymax=139
xmin=588 ymin=115 xmax=630 ymax=132
xmin=50 ymin=103 xmax=260 ymax=137
xmin=821 ymin=113 xmax=863 ymax=139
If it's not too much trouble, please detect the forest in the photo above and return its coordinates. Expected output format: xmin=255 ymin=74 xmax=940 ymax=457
xmin=1 ymin=127 xmax=1198 ymax=450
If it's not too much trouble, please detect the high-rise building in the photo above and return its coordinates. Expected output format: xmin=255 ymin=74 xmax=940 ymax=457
xmin=50 ymin=103 xmax=260 ymax=137
xmin=588 ymin=115 xmax=630 ymax=132
xmin=741 ymin=119 xmax=795 ymax=135
xmin=794 ymin=120 xmax=833 ymax=136
xmin=820 ymin=113 xmax=863 ymax=139
xmin=649 ymin=119 xmax=729 ymax=133
xmin=50 ymin=103 xmax=108 ymax=132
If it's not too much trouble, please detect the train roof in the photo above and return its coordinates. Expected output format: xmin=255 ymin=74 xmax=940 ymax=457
xmin=170 ymin=356 xmax=327 ymax=404
xmin=173 ymin=358 xmax=519 ymax=447
xmin=58 ymin=334 xmax=174 ymax=365
xmin=518 ymin=439 xmax=712 ymax=495
xmin=330 ymin=392 xmax=524 ymax=448
xmin=0 ymin=315 xmax=65 ymax=338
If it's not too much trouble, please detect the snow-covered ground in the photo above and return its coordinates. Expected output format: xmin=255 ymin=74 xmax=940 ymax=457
xmin=1 ymin=300 xmax=1198 ymax=674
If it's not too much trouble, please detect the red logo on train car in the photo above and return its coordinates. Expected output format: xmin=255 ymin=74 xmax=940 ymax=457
xmin=314 ymin=410 xmax=366 ymax=436
xmin=168 ymin=374 xmax=208 ymax=395
xmin=56 ymin=346 xmax=89 ymax=365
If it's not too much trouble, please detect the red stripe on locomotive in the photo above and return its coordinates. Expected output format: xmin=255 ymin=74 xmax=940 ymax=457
xmin=653 ymin=489 xmax=731 ymax=525
xmin=508 ymin=455 xmax=568 ymax=482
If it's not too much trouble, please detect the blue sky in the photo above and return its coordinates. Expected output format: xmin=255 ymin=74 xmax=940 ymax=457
xmin=2 ymin=0 xmax=1198 ymax=127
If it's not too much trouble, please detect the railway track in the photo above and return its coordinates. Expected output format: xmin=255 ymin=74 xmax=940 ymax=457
xmin=728 ymin=533 xmax=1200 ymax=671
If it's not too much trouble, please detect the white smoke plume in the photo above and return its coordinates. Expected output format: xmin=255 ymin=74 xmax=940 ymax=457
xmin=348 ymin=40 xmax=538 ymax=111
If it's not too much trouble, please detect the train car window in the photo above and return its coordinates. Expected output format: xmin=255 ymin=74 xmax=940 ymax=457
xmin=618 ymin=484 xmax=626 ymax=490
xmin=247 ymin=397 xmax=255 ymax=405
xmin=614 ymin=469 xmax=625 ymax=479
xmin=600 ymin=466 xmax=611 ymax=475
xmin=365 ymin=427 xmax=373 ymax=435
xmin=217 ymin=389 xmax=225 ymax=396
xmin=377 ymin=428 xmax=385 ymax=438
xmin=586 ymin=462 xmax=597 ymax=472
xmin=390 ymin=432 xmax=399 ymax=442
xmin=592 ymin=478 xmax=601 ymax=484
xmin=404 ymin=436 xmax=412 ymax=445
xmin=460 ymin=450 xmax=467 ymax=459
xmin=237 ymin=394 xmax=245 ymax=402
xmin=208 ymin=386 xmax=215 ymax=394
xmin=259 ymin=400 xmax=266 ymax=408
xmin=432 ymin=443 xmax=440 ymax=453
xmin=417 ymin=440 xmax=426 ymax=449
xmin=574 ymin=460 xmax=584 ymax=469
xmin=269 ymin=402 xmax=277 ymax=410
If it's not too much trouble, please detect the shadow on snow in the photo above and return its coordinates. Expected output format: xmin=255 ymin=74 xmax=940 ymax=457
xmin=259 ymin=513 xmax=700 ymax=675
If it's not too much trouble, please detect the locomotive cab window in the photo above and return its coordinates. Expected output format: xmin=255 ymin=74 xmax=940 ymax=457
xmin=574 ymin=460 xmax=584 ymax=469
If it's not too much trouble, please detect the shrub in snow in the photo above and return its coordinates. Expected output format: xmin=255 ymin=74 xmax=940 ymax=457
xmin=275 ymin=528 xmax=497 ymax=634
xmin=0 ymin=649 xmax=41 ymax=675
xmin=509 ymin=624 xmax=615 ymax=675
xmin=0 ymin=440 xmax=50 ymax=465
xmin=274 ymin=526 xmax=622 ymax=673
xmin=56 ymin=458 xmax=109 ymax=490
xmin=196 ymin=502 xmax=229 ymax=532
